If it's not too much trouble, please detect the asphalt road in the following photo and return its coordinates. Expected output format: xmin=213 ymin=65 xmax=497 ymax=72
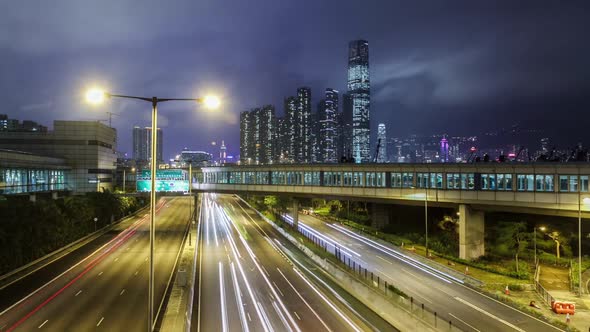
xmin=196 ymin=193 xmax=396 ymax=332
xmin=285 ymin=211 xmax=564 ymax=332
xmin=0 ymin=197 xmax=190 ymax=332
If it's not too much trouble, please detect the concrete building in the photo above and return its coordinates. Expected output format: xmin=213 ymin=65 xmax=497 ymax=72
xmin=0 ymin=149 xmax=69 ymax=195
xmin=0 ymin=121 xmax=117 ymax=193
xmin=296 ymin=87 xmax=312 ymax=163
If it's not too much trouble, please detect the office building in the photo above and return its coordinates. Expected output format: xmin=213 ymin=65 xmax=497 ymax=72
xmin=377 ymin=123 xmax=387 ymax=163
xmin=347 ymin=40 xmax=371 ymax=163
xmin=341 ymin=93 xmax=353 ymax=160
xmin=132 ymin=126 xmax=163 ymax=162
xmin=0 ymin=120 xmax=117 ymax=193
xmin=219 ymin=140 xmax=227 ymax=164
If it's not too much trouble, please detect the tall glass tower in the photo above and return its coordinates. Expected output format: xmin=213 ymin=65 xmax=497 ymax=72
xmin=347 ymin=40 xmax=370 ymax=163
xmin=377 ymin=123 xmax=387 ymax=163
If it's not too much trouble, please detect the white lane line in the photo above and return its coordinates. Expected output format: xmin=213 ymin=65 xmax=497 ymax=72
xmin=230 ymin=262 xmax=250 ymax=332
xmin=454 ymin=297 xmax=526 ymax=332
xmin=294 ymin=311 xmax=301 ymax=320
xmin=219 ymin=262 xmax=229 ymax=332
xmin=98 ymin=271 xmax=103 ymax=276
xmin=75 ymin=290 xmax=82 ymax=296
xmin=376 ymin=255 xmax=393 ymax=264
xmin=449 ymin=313 xmax=481 ymax=332
xmin=273 ymin=281 xmax=285 ymax=297
xmin=145 ymin=257 xmax=148 ymax=262
xmin=247 ymin=312 xmax=252 ymax=322
xmin=96 ymin=317 xmax=104 ymax=327
xmin=114 ymin=257 xmax=119 ymax=262
xmin=120 ymin=289 xmax=126 ymax=296
xmin=134 ymin=270 xmax=139 ymax=276
xmin=38 ymin=319 xmax=48 ymax=328
xmin=401 ymin=268 xmax=421 ymax=280
xmin=375 ymin=269 xmax=394 ymax=280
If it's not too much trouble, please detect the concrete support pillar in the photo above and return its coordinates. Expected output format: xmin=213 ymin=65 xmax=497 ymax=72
xmin=459 ymin=204 xmax=485 ymax=260
xmin=371 ymin=203 xmax=390 ymax=229
xmin=51 ymin=192 xmax=58 ymax=200
xmin=29 ymin=194 xmax=36 ymax=203
xmin=292 ymin=199 xmax=299 ymax=229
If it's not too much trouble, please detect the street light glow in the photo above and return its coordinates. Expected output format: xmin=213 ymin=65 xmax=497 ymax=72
xmin=86 ymin=88 xmax=106 ymax=104
xmin=203 ymin=95 xmax=221 ymax=109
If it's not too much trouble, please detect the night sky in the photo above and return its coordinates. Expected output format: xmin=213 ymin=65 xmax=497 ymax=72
xmin=1 ymin=1 xmax=589 ymax=160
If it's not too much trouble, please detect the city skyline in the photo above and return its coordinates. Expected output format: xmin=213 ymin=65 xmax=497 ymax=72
xmin=3 ymin=1 xmax=589 ymax=161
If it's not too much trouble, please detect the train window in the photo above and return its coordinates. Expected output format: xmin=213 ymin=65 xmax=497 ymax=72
xmin=559 ymin=175 xmax=569 ymax=192
xmin=391 ymin=172 xmax=402 ymax=188
xmin=581 ymin=176 xmax=589 ymax=192
xmin=570 ymin=175 xmax=578 ymax=192
xmin=402 ymin=172 xmax=413 ymax=188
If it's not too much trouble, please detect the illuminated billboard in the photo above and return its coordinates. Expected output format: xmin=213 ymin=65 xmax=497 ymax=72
xmin=136 ymin=169 xmax=189 ymax=192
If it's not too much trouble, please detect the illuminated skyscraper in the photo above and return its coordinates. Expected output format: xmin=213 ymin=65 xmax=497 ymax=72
xmin=377 ymin=123 xmax=387 ymax=163
xmin=296 ymin=87 xmax=312 ymax=163
xmin=347 ymin=40 xmax=370 ymax=163
xmin=319 ymin=88 xmax=339 ymax=163
xmin=219 ymin=140 xmax=227 ymax=164
xmin=239 ymin=106 xmax=276 ymax=165
xmin=284 ymin=96 xmax=297 ymax=163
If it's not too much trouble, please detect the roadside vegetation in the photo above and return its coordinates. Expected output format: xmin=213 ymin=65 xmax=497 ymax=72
xmin=0 ymin=192 xmax=147 ymax=275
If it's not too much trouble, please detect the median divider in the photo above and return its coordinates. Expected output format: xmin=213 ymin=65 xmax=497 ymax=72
xmin=159 ymin=194 xmax=201 ymax=332
xmin=237 ymin=196 xmax=460 ymax=332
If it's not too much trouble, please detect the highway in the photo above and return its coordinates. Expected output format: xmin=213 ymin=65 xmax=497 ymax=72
xmin=282 ymin=211 xmax=563 ymax=332
xmin=0 ymin=197 xmax=190 ymax=331
xmin=196 ymin=193 xmax=396 ymax=332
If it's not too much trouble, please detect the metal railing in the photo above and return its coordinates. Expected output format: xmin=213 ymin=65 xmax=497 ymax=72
xmin=534 ymin=263 xmax=555 ymax=305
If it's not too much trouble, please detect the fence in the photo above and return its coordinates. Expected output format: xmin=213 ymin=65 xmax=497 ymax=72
xmin=286 ymin=215 xmax=468 ymax=331
xmin=534 ymin=263 xmax=555 ymax=305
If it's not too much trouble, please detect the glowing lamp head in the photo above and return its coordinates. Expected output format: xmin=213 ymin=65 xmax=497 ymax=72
xmin=86 ymin=88 xmax=106 ymax=104
xmin=202 ymin=95 xmax=220 ymax=109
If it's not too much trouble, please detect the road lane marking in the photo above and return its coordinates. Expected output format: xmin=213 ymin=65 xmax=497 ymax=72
xmin=294 ymin=311 xmax=301 ymax=320
xmin=375 ymin=268 xmax=394 ymax=280
xmin=119 ymin=289 xmax=125 ymax=296
xmin=114 ymin=257 xmax=119 ymax=262
xmin=454 ymin=297 xmax=526 ymax=332
xmin=38 ymin=320 xmax=48 ymax=328
xmin=96 ymin=317 xmax=104 ymax=327
xmin=376 ymin=255 xmax=393 ymax=264
xmin=273 ymin=281 xmax=284 ymax=297
xmin=449 ymin=313 xmax=481 ymax=332
xmin=98 ymin=271 xmax=103 ymax=276
xmin=229 ymin=262 xmax=250 ymax=332
xmin=247 ymin=312 xmax=252 ymax=322
xmin=75 ymin=290 xmax=82 ymax=296
xmin=134 ymin=270 xmax=139 ymax=276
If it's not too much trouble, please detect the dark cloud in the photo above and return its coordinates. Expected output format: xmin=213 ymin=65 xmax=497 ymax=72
xmin=1 ymin=0 xmax=589 ymax=158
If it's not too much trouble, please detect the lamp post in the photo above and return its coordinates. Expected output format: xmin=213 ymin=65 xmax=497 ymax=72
xmin=578 ymin=196 xmax=589 ymax=296
xmin=534 ymin=226 xmax=546 ymax=265
xmin=86 ymin=88 xmax=219 ymax=331
xmin=425 ymin=180 xmax=429 ymax=257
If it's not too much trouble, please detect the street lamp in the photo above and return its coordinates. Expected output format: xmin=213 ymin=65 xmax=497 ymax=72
xmin=578 ymin=196 xmax=589 ymax=296
xmin=86 ymin=87 xmax=220 ymax=331
xmin=534 ymin=226 xmax=546 ymax=265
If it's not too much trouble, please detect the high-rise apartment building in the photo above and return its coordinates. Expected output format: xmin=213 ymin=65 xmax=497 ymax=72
xmin=132 ymin=126 xmax=163 ymax=162
xmin=347 ymin=40 xmax=371 ymax=163
xmin=0 ymin=114 xmax=47 ymax=132
xmin=284 ymin=96 xmax=297 ymax=163
xmin=377 ymin=123 xmax=387 ymax=163
xmin=318 ymin=89 xmax=339 ymax=163
xmin=239 ymin=106 xmax=276 ymax=165
xmin=239 ymin=111 xmax=254 ymax=164
xmin=296 ymin=87 xmax=312 ymax=163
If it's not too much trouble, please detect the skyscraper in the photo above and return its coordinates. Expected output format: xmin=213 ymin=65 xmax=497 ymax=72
xmin=132 ymin=126 xmax=163 ymax=162
xmin=296 ymin=87 xmax=312 ymax=163
xmin=240 ymin=111 xmax=254 ymax=164
xmin=440 ymin=136 xmax=449 ymax=163
xmin=341 ymin=93 xmax=353 ymax=160
xmin=219 ymin=140 xmax=227 ymax=164
xmin=239 ymin=106 xmax=276 ymax=165
xmin=284 ymin=96 xmax=297 ymax=163
xmin=347 ymin=40 xmax=370 ymax=163
xmin=319 ymin=88 xmax=339 ymax=163
xmin=377 ymin=123 xmax=387 ymax=163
